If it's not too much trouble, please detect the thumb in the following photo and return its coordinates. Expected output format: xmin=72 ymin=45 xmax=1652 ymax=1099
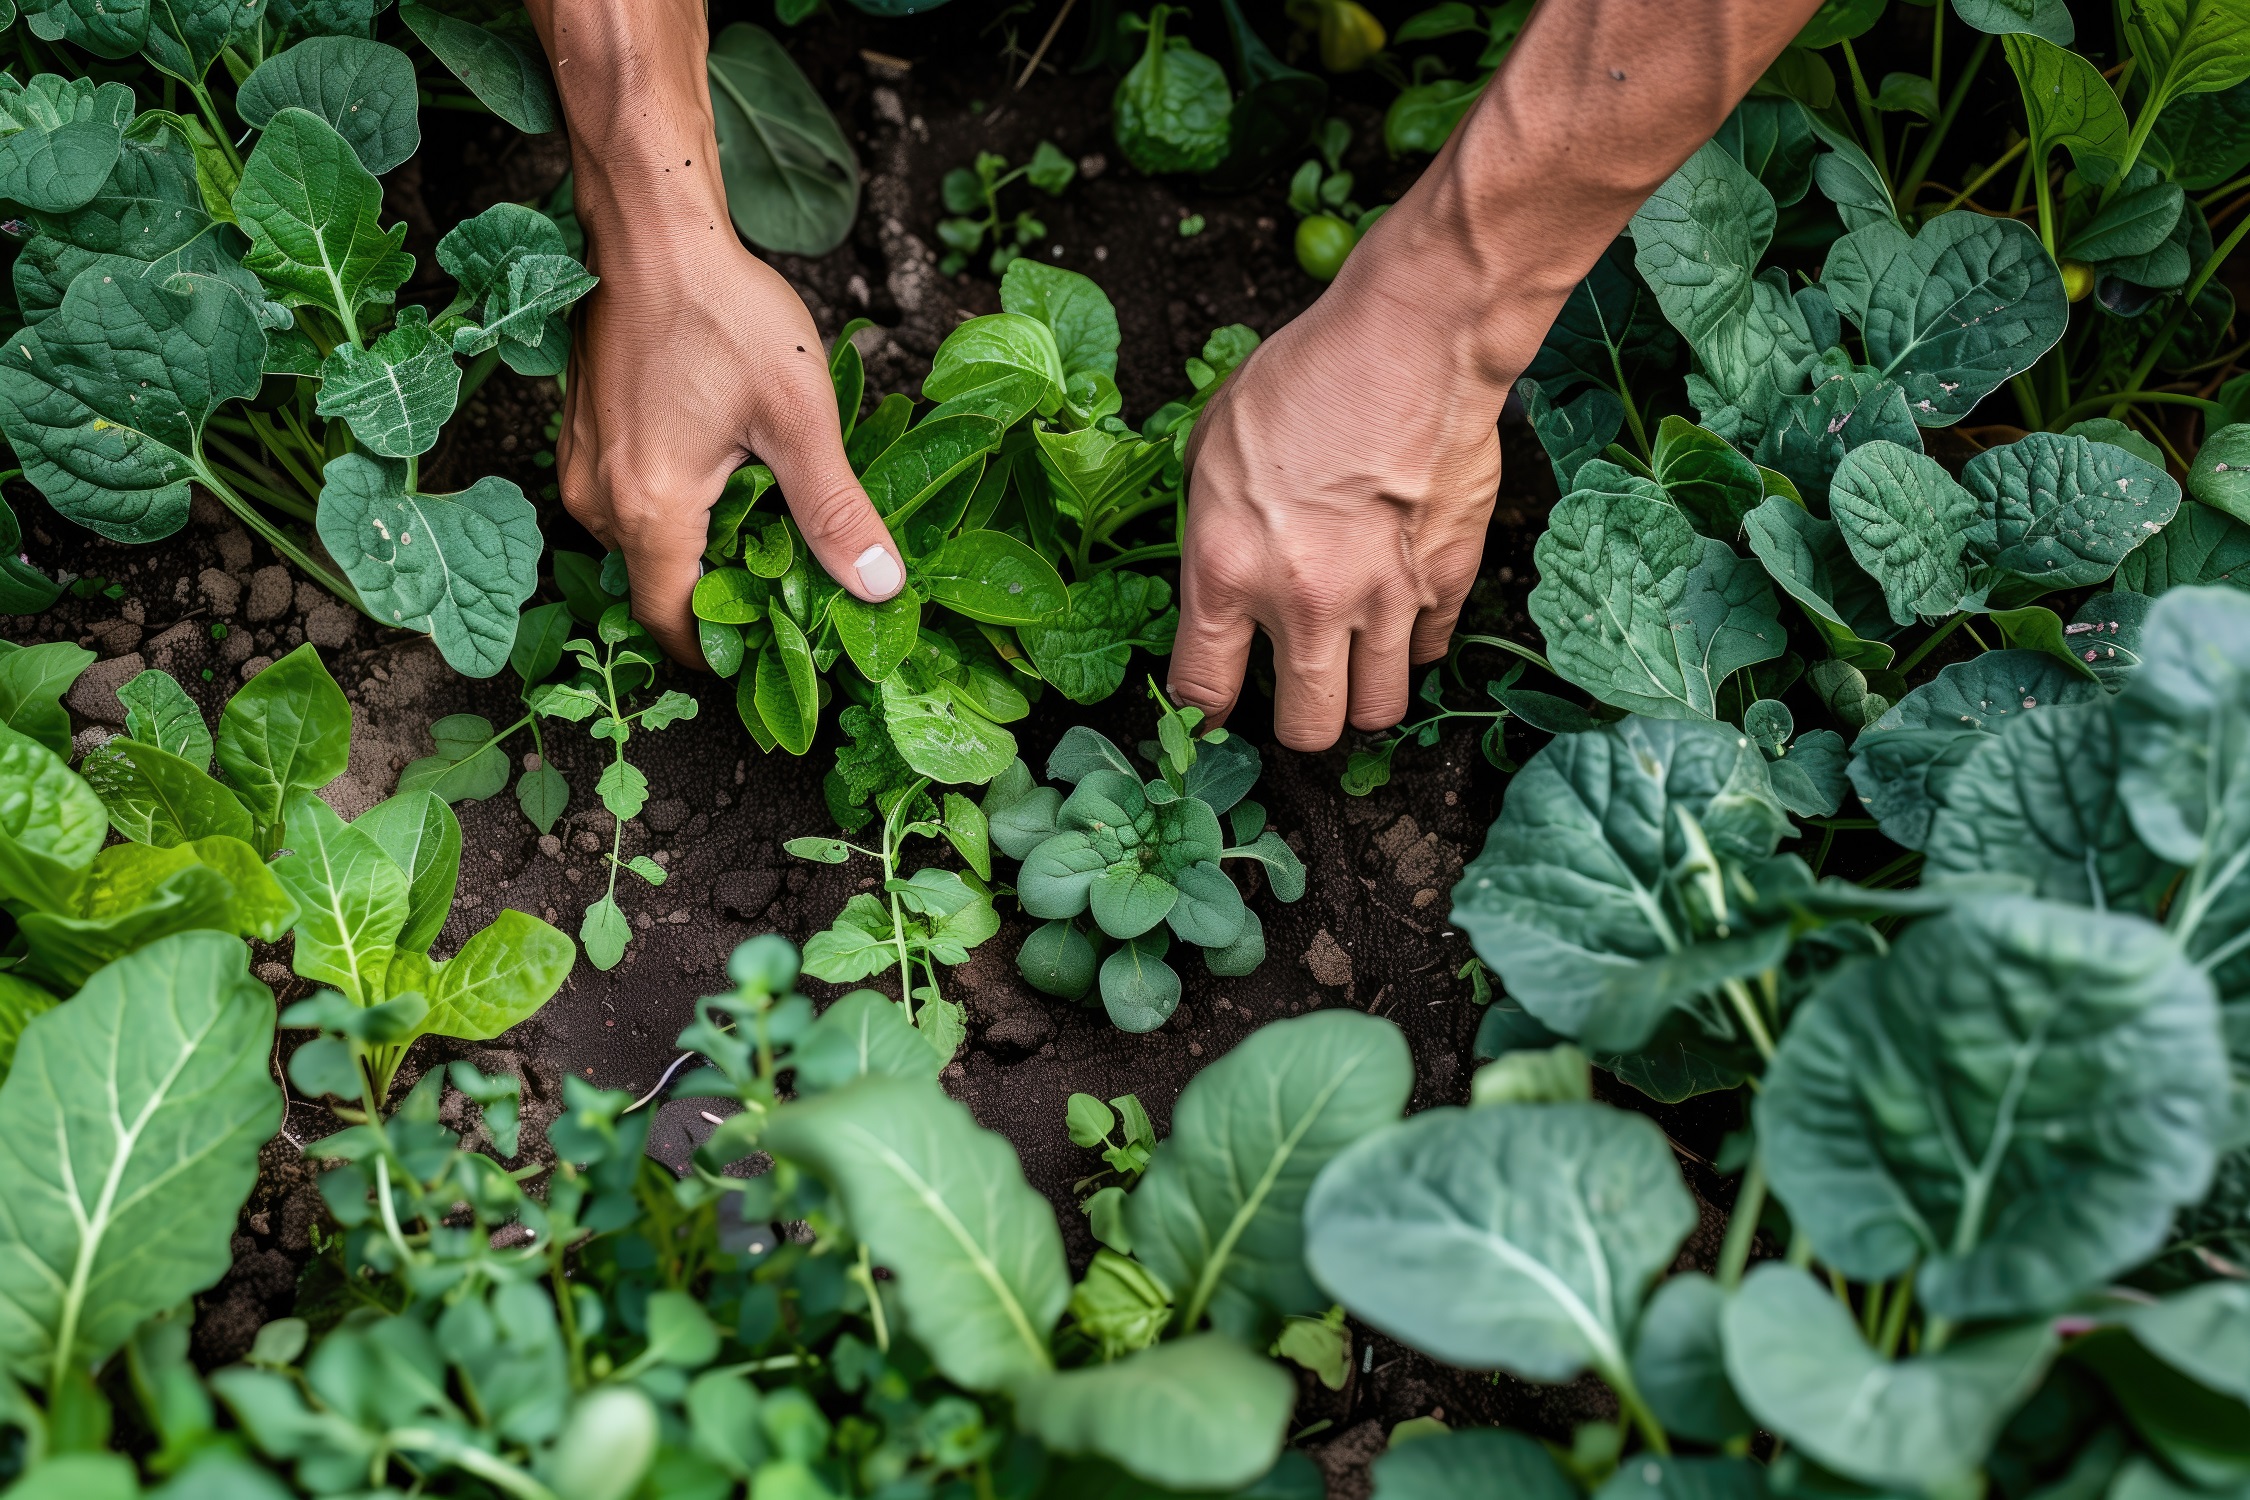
xmin=761 ymin=423 xmax=904 ymax=604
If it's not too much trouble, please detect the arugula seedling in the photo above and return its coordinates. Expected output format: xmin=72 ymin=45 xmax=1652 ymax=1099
xmin=788 ymin=775 xmax=996 ymax=1062
xmin=936 ymin=141 xmax=1076 ymax=276
xmin=1066 ymin=1090 xmax=1157 ymax=1253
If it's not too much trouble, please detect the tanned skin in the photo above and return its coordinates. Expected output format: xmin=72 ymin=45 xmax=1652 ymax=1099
xmin=527 ymin=0 xmax=1825 ymax=743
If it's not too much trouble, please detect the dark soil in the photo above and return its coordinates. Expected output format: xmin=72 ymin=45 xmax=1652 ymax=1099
xmin=3 ymin=6 xmax=1761 ymax=1492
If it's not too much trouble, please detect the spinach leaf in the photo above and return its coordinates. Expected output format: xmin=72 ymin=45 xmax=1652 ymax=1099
xmin=2118 ymin=497 xmax=2250 ymax=592
xmin=0 ymin=640 xmax=90 ymax=756
xmin=999 ymin=260 xmax=1120 ymax=383
xmin=18 ymin=0 xmax=150 ymax=57
xmin=80 ymin=736 xmax=254 ymax=847
xmin=232 ymin=107 xmax=413 ymax=336
xmin=142 ymin=0 xmax=261 ymax=86
xmin=1954 ymin=0 xmax=2074 ymax=44
xmin=922 ymin=312 xmax=1065 ymax=425
xmin=316 ymin=454 xmax=542 ymax=678
xmin=705 ymin=22 xmax=858 ymax=257
xmin=0 ymin=74 xmax=134 ymax=213
xmin=764 ymin=1075 xmax=1069 ymax=1390
xmin=1129 ymin=1010 xmax=1411 ymax=1339
xmin=0 ymin=497 xmax=60 ymax=615
xmin=1015 ymin=1334 xmax=1294 ymax=1493
xmin=917 ymin=531 xmax=1068 ymax=625
xmin=1021 ymin=571 xmax=1178 ymax=704
xmin=214 ymin=643 xmax=352 ymax=836
xmin=1752 ymin=363 xmax=1920 ymax=506
xmin=2123 ymin=0 xmax=2250 ymax=127
xmin=1758 ymin=894 xmax=2230 ymax=1318
xmin=1520 ymin=379 xmax=1623 ymax=492
xmin=235 ymin=36 xmax=420 ymax=173
xmin=353 ymin=790 xmax=461 ymax=955
xmin=1528 ymin=473 xmax=1786 ymax=719
xmin=272 ymin=793 xmax=407 ymax=1006
xmin=1650 ymin=416 xmax=1765 ymax=540
xmin=1370 ymin=1429 xmax=1576 ymax=1500
xmin=314 ymin=306 xmax=461 ymax=457
xmin=0 ymin=932 xmax=277 ymax=1391
xmin=1829 ymin=440 xmax=1986 ymax=621
xmin=1113 ymin=5 xmax=1233 ymax=175
xmin=398 ymin=3 xmax=559 ymax=134
xmin=423 ymin=909 xmax=575 ymax=1041
xmin=1305 ymin=1102 xmax=1696 ymax=1384
xmin=0 ymin=727 xmax=107 ymax=916
xmin=1630 ymin=1274 xmax=1754 ymax=1444
xmin=1743 ymin=495 xmax=1901 ymax=669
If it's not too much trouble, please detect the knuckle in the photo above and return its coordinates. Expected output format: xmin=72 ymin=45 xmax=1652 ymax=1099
xmin=791 ymin=480 xmax=872 ymax=541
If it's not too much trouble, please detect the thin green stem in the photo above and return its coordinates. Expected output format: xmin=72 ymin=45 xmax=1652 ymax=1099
xmin=186 ymin=78 xmax=244 ymax=175
xmin=1841 ymin=40 xmax=1888 ymax=183
xmin=203 ymin=433 xmax=316 ymax=520
xmin=1716 ymin=1155 xmax=1766 ymax=1289
xmin=1924 ymin=1314 xmax=1955 ymax=1353
xmin=1877 ymin=1274 xmax=1914 ymax=1358
xmin=383 ymin=1429 xmax=559 ymax=1500
xmin=1609 ymin=1370 xmax=1672 ymax=1457
xmin=1720 ymin=978 xmax=1776 ymax=1061
xmin=1897 ymin=612 xmax=1967 ymax=674
xmin=193 ymin=462 xmax=360 ymax=607
xmin=2032 ymin=144 xmax=2059 ymax=256
xmin=2053 ymin=388 xmax=2227 ymax=427
xmin=1453 ymin=633 xmax=1554 ymax=675
xmin=1903 ymin=33 xmax=1994 ymax=207
xmin=1938 ymin=135 xmax=2028 ymax=214
xmin=1092 ymin=542 xmax=1180 ymax=571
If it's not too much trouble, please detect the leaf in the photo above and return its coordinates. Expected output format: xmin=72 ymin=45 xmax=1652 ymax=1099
xmin=918 ymin=531 xmax=1068 ymax=625
xmin=1830 ymin=440 xmax=1986 ymax=622
xmin=231 ymin=108 xmax=413 ymax=330
xmin=1022 ymin=571 xmax=1177 ymax=706
xmin=1089 ymin=861 xmax=1179 ymax=939
xmin=2191 ymin=423 xmax=2250 ymax=525
xmin=1130 ymin=1010 xmax=1411 ymax=1340
xmin=0 ymin=640 xmax=92 ymax=755
xmin=1305 ymin=1102 xmax=1696 ymax=1383
xmin=1758 ymin=894 xmax=2230 ymax=1320
xmin=235 ymin=36 xmax=420 ymax=173
xmin=1650 ymin=416 xmax=1764 ymax=540
xmin=0 ymin=497 xmax=61 ymax=616
xmin=0 ymin=74 xmax=134 ymax=213
xmin=116 ymin=668 xmax=210 ymax=767
xmin=271 ymin=793 xmax=408 ymax=1005
xmin=2121 ymin=497 xmax=2250 ymax=593
xmin=1723 ymin=1264 xmax=2059 ymax=1494
xmin=879 ymin=673 xmax=1015 ymax=785
xmin=860 ymin=413 xmax=1001 ymax=523
xmin=1018 ymin=917 xmax=1098 ymax=999
xmin=705 ymin=22 xmax=858 ymax=256
xmin=1521 ymin=379 xmax=1624 ymax=492
xmin=1953 ymin=0 xmax=2074 ymax=45
xmin=313 ymin=306 xmax=461 ymax=458
xmin=794 ymin=989 xmax=945 ymax=1093
xmin=79 ymin=736 xmax=253 ymax=848
xmin=16 ymin=0 xmax=150 ymax=57
xmin=1451 ymin=718 xmax=1794 ymax=1049
xmin=352 ymin=791 xmax=461 ymax=954
xmin=1966 ymin=431 xmax=2183 ymax=606
xmin=1526 ymin=239 xmax=1679 ymax=399
xmin=400 ymin=711 xmax=510 ymax=803
xmin=0 ymin=975 xmax=57 ymax=1086
xmin=999 ymin=260 xmax=1119 ymax=381
xmin=215 ymin=644 xmax=351 ymax=834
xmin=763 ymin=1075 xmax=1068 ymax=1390
xmin=424 ymin=910 xmax=573 ymax=1040
xmin=1015 ymin=1334 xmax=1295 ymax=1493
xmin=923 ymin=313 xmax=1065 ymax=426
xmin=1528 ymin=477 xmax=1786 ymax=719
xmin=1370 ymin=1428 xmax=1578 ymax=1500
xmin=802 ymin=893 xmax=898 ymax=983
xmin=0 ymin=267 xmax=265 ymax=544
xmin=1751 ymin=363 xmax=1921 ymax=507
xmin=756 ymin=612 xmax=820 ymax=756
xmin=1630 ymin=1274 xmax=1753 ymax=1444
xmin=0 ymin=728 xmax=106 ymax=915
xmin=1742 ymin=495 xmax=1900 ymax=669
xmin=0 ymin=932 xmax=278 ymax=1388
xmin=596 ymin=758 xmax=649 ymax=821
xmin=1822 ymin=209 xmax=2068 ymax=426
xmin=398 ymin=3 xmax=559 ymax=133
xmin=580 ymin=894 xmax=630 ymax=971
xmin=2126 ymin=0 xmax=2250 ymax=119
xmin=2125 ymin=1281 xmax=2250 ymax=1403
xmin=1113 ymin=7 xmax=1233 ymax=174
xmin=1100 ymin=934 xmax=1181 ymax=1032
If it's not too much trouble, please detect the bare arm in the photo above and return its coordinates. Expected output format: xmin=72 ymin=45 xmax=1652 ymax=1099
xmin=526 ymin=0 xmax=902 ymax=666
xmin=1171 ymin=0 xmax=1824 ymax=748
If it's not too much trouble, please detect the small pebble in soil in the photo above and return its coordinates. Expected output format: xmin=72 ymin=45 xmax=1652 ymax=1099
xmin=1189 ymin=1043 xmax=1203 ymax=1056
xmin=538 ymin=835 xmax=562 ymax=858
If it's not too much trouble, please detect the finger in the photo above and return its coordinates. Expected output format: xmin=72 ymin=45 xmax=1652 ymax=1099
xmin=1169 ymin=552 xmax=1256 ymax=728
xmin=1270 ymin=623 xmax=1352 ymax=751
xmin=756 ymin=379 xmax=903 ymax=604
xmin=1348 ymin=610 xmax=1417 ymax=731
xmin=1409 ymin=590 xmax=1469 ymax=664
xmin=610 ymin=491 xmax=709 ymax=669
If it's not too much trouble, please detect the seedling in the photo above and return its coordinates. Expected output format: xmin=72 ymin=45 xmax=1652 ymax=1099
xmin=937 ymin=141 xmax=1076 ymax=275
xmin=1066 ymin=1090 xmax=1157 ymax=1252
xmin=985 ymin=681 xmax=1306 ymax=1032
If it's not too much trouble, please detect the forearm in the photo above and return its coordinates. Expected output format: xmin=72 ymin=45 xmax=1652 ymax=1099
xmin=525 ymin=0 xmax=729 ymax=256
xmin=1341 ymin=0 xmax=1824 ymax=389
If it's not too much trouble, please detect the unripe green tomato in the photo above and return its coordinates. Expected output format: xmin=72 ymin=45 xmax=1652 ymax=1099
xmin=542 ymin=1387 xmax=658 ymax=1500
xmin=1296 ymin=213 xmax=1358 ymax=281
xmin=2062 ymin=259 xmax=2096 ymax=302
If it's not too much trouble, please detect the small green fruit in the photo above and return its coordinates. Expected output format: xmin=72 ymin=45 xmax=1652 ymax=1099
xmin=542 ymin=1387 xmax=658 ymax=1500
xmin=1295 ymin=213 xmax=1358 ymax=281
xmin=2061 ymin=259 xmax=2096 ymax=302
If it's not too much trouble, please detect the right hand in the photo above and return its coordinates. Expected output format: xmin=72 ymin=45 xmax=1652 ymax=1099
xmin=554 ymin=182 xmax=901 ymax=668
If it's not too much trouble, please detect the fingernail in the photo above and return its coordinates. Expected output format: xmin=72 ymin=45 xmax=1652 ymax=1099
xmin=854 ymin=544 xmax=903 ymax=599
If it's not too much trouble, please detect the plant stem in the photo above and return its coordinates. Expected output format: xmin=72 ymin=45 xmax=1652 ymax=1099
xmin=1903 ymin=33 xmax=1994 ymax=207
xmin=2051 ymin=388 xmax=2226 ymax=428
xmin=1721 ymin=978 xmax=1777 ymax=1061
xmin=1876 ymin=1275 xmax=1914 ymax=1358
xmin=193 ymin=463 xmax=361 ymax=608
xmin=1608 ymin=1370 xmax=1672 ymax=1457
xmin=1937 ymin=135 xmax=2028 ymax=214
xmin=1716 ymin=1155 xmax=1766 ymax=1289
xmin=1841 ymin=41 xmax=1888 ymax=183
xmin=1896 ymin=611 xmax=1967 ymax=674
xmin=1923 ymin=1314 xmax=1955 ymax=1353
xmin=383 ymin=1430 xmax=559 ymax=1500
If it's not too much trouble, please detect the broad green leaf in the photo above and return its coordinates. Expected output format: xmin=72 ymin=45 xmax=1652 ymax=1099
xmin=1089 ymin=860 xmax=1176 ymax=939
xmin=595 ymin=758 xmax=649 ymax=821
xmin=1371 ymin=1429 xmax=1577 ymax=1500
xmin=1526 ymin=240 xmax=1679 ymax=398
xmin=830 ymin=590 xmax=921 ymax=681
xmin=313 ymin=306 xmax=461 ymax=457
xmin=924 ymin=312 xmax=1065 ymax=425
xmin=1521 ymin=378 xmax=1624 ymax=492
xmin=580 ymin=894 xmax=630 ymax=970
xmin=1743 ymin=495 xmax=1900 ymax=669
xmin=2126 ymin=0 xmax=2250 ymax=119
xmin=1965 ymin=431 xmax=2182 ymax=605
xmin=0 ymin=74 xmax=134 ymax=213
xmin=1450 ymin=717 xmax=1793 ymax=1049
xmin=116 ymin=667 xmax=210 ymax=767
xmin=142 ymin=0 xmax=262 ymax=84
xmin=399 ymin=3 xmax=559 ymax=133
xmin=1796 ymin=0 xmax=1885 ymax=47
xmin=0 ymin=727 xmax=106 ymax=915
xmin=14 ymin=834 xmax=292 ymax=988
xmin=763 ymin=1074 xmax=1068 ymax=1390
xmin=1113 ymin=5 xmax=1232 ymax=174
xmin=802 ymin=892 xmax=898 ymax=983
xmin=2124 ymin=1282 xmax=2250 ymax=1402
xmin=0 ymin=932 xmax=278 ymax=1388
xmin=1305 ymin=1101 xmax=1696 ymax=1383
xmin=1830 ymin=440 xmax=1985 ymax=622
xmin=1021 ymin=570 xmax=1178 ymax=705
xmin=1716 ymin=96 xmax=1820 ymax=208
xmin=231 ymin=107 xmax=413 ymax=332
xmin=692 ymin=567 xmax=769 ymax=626
xmin=1629 ymin=142 xmax=1821 ymax=439
xmin=1822 ymin=209 xmax=2067 ymax=425
xmin=1757 ymin=894 xmax=2229 ymax=1319
xmin=316 ymin=454 xmax=541 ymax=678
xmin=2121 ymin=498 xmax=2250 ymax=592
xmin=755 ymin=612 xmax=820 ymax=756
xmin=1100 ymin=934 xmax=1180 ymax=1031
xmin=1804 ymin=109 xmax=1899 ymax=231
xmin=1846 ymin=650 xmax=2104 ymax=847
xmin=353 ymin=790 xmax=460 ymax=954
xmin=399 ymin=710 xmax=510 ymax=802
xmin=918 ymin=531 xmax=1068 ymax=625
xmin=1650 ymin=416 xmax=1764 ymax=540
xmin=1528 ymin=477 xmax=1786 ymax=719
xmin=2002 ymin=32 xmax=2128 ymax=184
xmin=1165 ymin=858 xmax=1247 ymax=948
xmin=1018 ymin=916 xmax=1097 ymax=999
xmin=2115 ymin=586 xmax=2250 ymax=999
xmin=271 ymin=793 xmax=408 ymax=1004
xmin=215 ymin=643 xmax=351 ymax=833
xmin=1630 ymin=1274 xmax=1753 ymax=1444
xmin=423 ymin=910 xmax=572 ymax=1040
xmin=1954 ymin=0 xmax=2074 ymax=44
xmin=860 ymin=414 xmax=1000 ymax=527
xmin=1594 ymin=1457 xmax=1767 ymax=1500
xmin=434 ymin=201 xmax=576 ymax=367
xmin=1723 ymin=1264 xmax=2058 ymax=1494
xmin=1751 ymin=363 xmax=1920 ymax=507
xmin=2152 ymin=74 xmax=2250 ymax=186
xmin=79 ymin=736 xmax=253 ymax=847
xmin=0 ymin=497 xmax=61 ymax=615
xmin=1015 ymin=1334 xmax=1294 ymax=1493
xmin=0 ymin=640 xmax=92 ymax=755
xmin=2067 ymin=180 xmax=2188 ymax=262
xmin=878 ymin=674 xmax=1015 ymax=785
xmin=793 ymin=988 xmax=946 ymax=1093
xmin=1130 ymin=1010 xmax=1411 ymax=1339
xmin=999 ymin=259 xmax=1119 ymax=381
xmin=17 ymin=0 xmax=151 ymax=57
xmin=235 ymin=36 xmax=419 ymax=173
xmin=0 ymin=267 xmax=263 ymax=543
xmin=704 ymin=22 xmax=857 ymax=256
xmin=2191 ymin=423 xmax=2250 ymax=525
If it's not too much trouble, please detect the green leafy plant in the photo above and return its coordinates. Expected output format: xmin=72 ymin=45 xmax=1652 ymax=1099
xmin=937 ymin=140 xmax=1076 ymax=277
xmin=707 ymin=21 xmax=860 ymax=257
xmin=986 ymin=682 xmax=1307 ymax=1032
xmin=1301 ymin=583 xmax=2250 ymax=1494
xmin=1382 ymin=0 xmax=1531 ymax=153
xmin=694 ymin=260 xmax=1259 ymax=808
xmin=1114 ymin=5 xmax=1235 ymax=174
xmin=787 ymin=774 xmax=998 ymax=1063
xmin=1285 ymin=116 xmax=1385 ymax=280
xmin=1065 ymin=1089 xmax=1156 ymax=1252
xmin=0 ymin=8 xmax=596 ymax=679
